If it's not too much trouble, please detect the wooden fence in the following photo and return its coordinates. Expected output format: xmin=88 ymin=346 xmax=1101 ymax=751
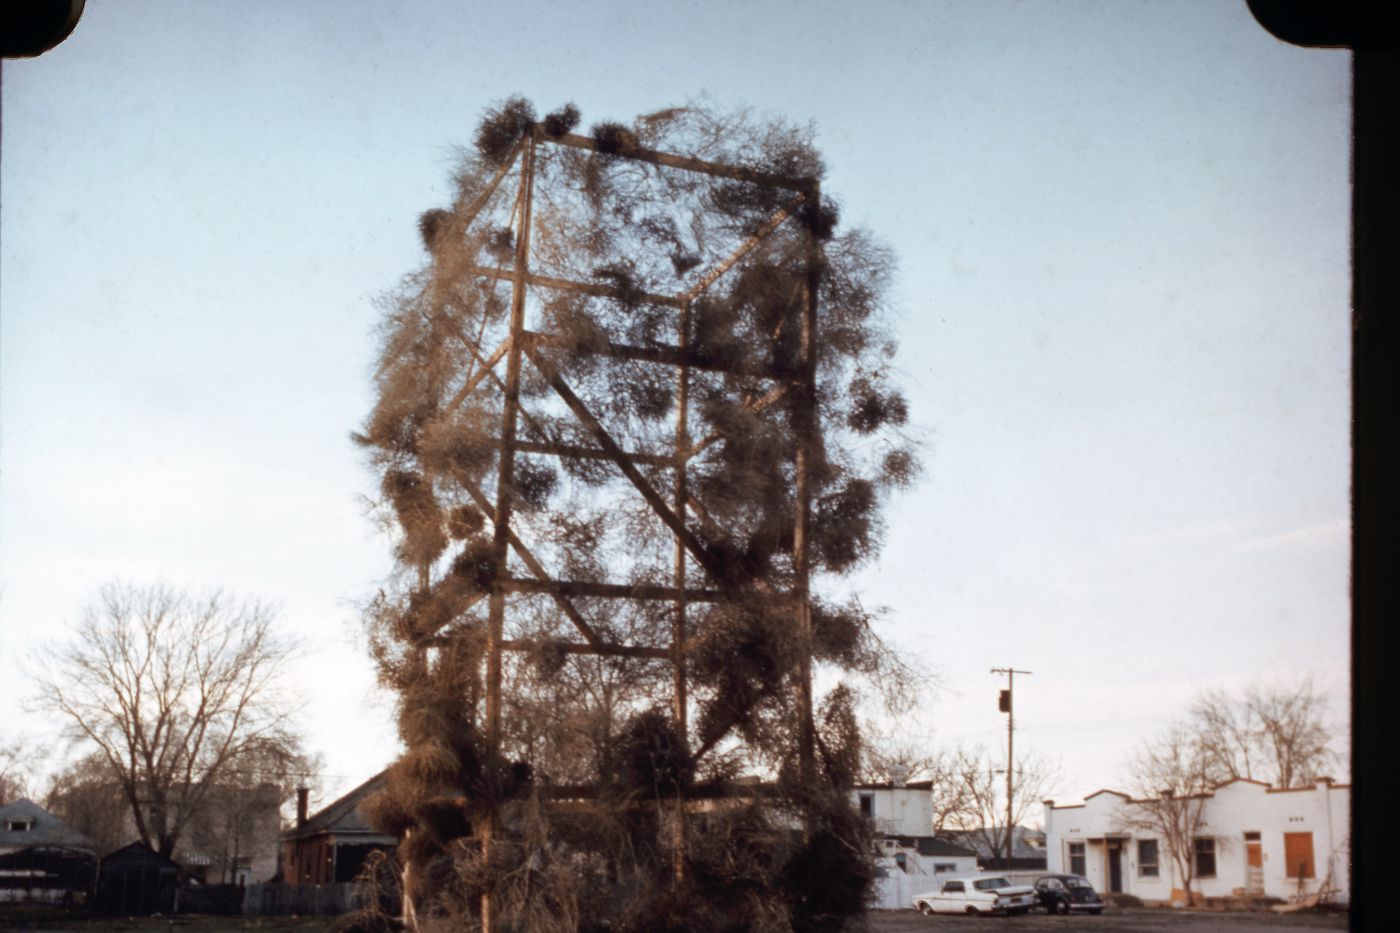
xmin=242 ymin=881 xmax=361 ymax=915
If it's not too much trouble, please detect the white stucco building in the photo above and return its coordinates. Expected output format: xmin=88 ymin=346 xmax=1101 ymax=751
xmin=1043 ymin=778 xmax=1348 ymax=905
xmin=850 ymin=782 xmax=980 ymax=909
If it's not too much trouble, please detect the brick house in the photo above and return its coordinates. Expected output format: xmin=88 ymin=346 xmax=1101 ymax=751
xmin=280 ymin=773 xmax=396 ymax=886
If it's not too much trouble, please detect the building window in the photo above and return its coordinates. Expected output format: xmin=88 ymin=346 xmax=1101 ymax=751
xmin=1283 ymin=832 xmax=1315 ymax=879
xmin=1194 ymin=837 xmax=1216 ymax=878
xmin=935 ymin=863 xmax=957 ymax=874
xmin=1138 ymin=839 xmax=1159 ymax=877
xmin=858 ymin=794 xmax=874 ymax=819
xmin=1068 ymin=842 xmax=1085 ymax=877
xmin=5 ymin=820 xmax=32 ymax=832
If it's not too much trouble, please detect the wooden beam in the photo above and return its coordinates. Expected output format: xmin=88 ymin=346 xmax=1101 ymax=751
xmin=455 ymin=138 xmax=526 ymax=230
xmin=520 ymin=339 xmax=733 ymax=588
xmin=466 ymin=262 xmax=684 ymax=309
xmin=527 ymin=330 xmax=784 ymax=380
xmin=679 ymin=195 xmax=805 ymax=304
xmin=542 ymin=132 xmax=814 ymax=193
xmin=447 ymin=335 xmax=511 ymax=411
xmin=681 ymin=384 xmax=791 ymax=462
xmin=459 ymin=476 xmax=604 ymax=648
xmin=500 ymin=638 xmax=668 ymax=660
xmin=511 ymin=439 xmax=675 ymax=468
xmin=499 ymin=577 xmax=721 ymax=602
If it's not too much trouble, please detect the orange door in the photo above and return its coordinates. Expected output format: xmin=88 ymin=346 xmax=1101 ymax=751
xmin=1245 ymin=841 xmax=1264 ymax=895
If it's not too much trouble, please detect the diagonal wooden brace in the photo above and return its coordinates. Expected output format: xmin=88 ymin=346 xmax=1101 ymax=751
xmin=459 ymin=475 xmax=604 ymax=649
xmin=520 ymin=338 xmax=731 ymax=587
xmin=679 ymin=194 xmax=806 ymax=305
xmin=447 ymin=335 xmax=512 ymax=412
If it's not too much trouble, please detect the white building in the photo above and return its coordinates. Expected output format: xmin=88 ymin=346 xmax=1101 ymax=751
xmin=853 ymin=781 xmax=936 ymax=838
xmin=850 ymin=782 xmax=980 ymax=909
xmin=1042 ymin=778 xmax=1348 ymax=906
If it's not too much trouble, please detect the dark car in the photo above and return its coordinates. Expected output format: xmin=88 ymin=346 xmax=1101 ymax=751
xmin=1033 ymin=874 xmax=1105 ymax=914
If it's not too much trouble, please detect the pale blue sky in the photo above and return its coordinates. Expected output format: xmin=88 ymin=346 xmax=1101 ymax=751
xmin=1 ymin=1 xmax=1350 ymax=808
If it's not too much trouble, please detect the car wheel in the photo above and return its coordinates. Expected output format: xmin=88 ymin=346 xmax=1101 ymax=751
xmin=965 ymin=906 xmax=980 ymax=916
xmin=1055 ymin=899 xmax=1070 ymax=915
xmin=919 ymin=902 xmax=933 ymax=915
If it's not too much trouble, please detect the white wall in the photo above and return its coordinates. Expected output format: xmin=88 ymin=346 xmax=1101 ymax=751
xmin=852 ymin=786 xmax=933 ymax=837
xmin=1043 ymin=779 xmax=1349 ymax=905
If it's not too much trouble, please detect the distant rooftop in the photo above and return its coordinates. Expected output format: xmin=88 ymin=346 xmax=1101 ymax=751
xmin=0 ymin=798 xmax=95 ymax=852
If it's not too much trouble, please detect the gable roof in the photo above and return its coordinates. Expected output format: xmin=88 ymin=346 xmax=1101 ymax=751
xmin=1083 ymin=788 xmax=1132 ymax=801
xmin=99 ymin=840 xmax=180 ymax=868
xmin=281 ymin=771 xmax=390 ymax=842
xmin=0 ymin=798 xmax=95 ymax=851
xmin=939 ymin=825 xmax=1044 ymax=861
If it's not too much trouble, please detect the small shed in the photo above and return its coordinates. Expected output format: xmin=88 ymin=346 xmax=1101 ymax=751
xmin=96 ymin=842 xmax=179 ymax=915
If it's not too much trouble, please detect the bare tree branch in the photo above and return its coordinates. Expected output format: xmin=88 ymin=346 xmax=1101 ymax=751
xmin=35 ymin=583 xmax=303 ymax=859
xmin=1188 ymin=677 xmax=1336 ymax=789
xmin=1124 ymin=724 xmax=1213 ymax=907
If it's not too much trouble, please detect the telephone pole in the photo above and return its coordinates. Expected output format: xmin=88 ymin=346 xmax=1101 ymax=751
xmin=991 ymin=667 xmax=1031 ymax=870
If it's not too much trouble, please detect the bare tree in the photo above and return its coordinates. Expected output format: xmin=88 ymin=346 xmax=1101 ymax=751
xmin=859 ymin=723 xmax=973 ymax=836
xmin=1189 ymin=677 xmax=1336 ymax=788
xmin=0 ymin=737 xmax=38 ymax=804
xmin=36 ymin=583 xmax=302 ymax=859
xmin=44 ymin=752 xmax=130 ymax=856
xmin=1125 ymin=724 xmax=1214 ymax=907
xmin=182 ymin=740 xmax=322 ymax=882
xmin=947 ymin=746 xmax=1055 ymax=870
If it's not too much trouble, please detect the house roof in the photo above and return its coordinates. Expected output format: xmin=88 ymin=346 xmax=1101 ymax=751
xmin=0 ymin=799 xmax=94 ymax=851
xmin=280 ymin=771 xmax=390 ymax=842
xmin=901 ymin=835 xmax=977 ymax=858
xmin=939 ymin=826 xmax=1044 ymax=861
xmin=1083 ymin=788 xmax=1132 ymax=801
xmin=99 ymin=840 xmax=180 ymax=868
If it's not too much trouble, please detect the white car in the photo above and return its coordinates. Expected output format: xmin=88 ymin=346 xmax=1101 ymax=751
xmin=912 ymin=874 xmax=1039 ymax=915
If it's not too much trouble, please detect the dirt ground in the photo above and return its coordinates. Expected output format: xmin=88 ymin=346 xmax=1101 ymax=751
xmin=0 ymin=907 xmax=1349 ymax=932
xmin=0 ymin=911 xmax=338 ymax=932
xmin=867 ymin=906 xmax=1349 ymax=933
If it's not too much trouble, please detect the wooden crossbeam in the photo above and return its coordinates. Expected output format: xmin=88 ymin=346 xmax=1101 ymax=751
xmin=543 ymin=131 xmax=814 ymax=193
xmin=528 ymin=330 xmax=784 ymax=380
xmin=520 ymin=338 xmax=733 ymax=588
xmin=511 ymin=439 xmax=675 ymax=468
xmin=447 ymin=335 xmax=512 ymax=412
xmin=500 ymin=639 xmax=668 ymax=660
xmin=681 ymin=384 xmax=791 ymax=462
xmin=459 ymin=476 xmax=603 ymax=648
xmin=466 ymin=262 xmax=684 ymax=308
xmin=679 ymin=195 xmax=805 ymax=304
xmin=500 ymin=577 xmax=721 ymax=602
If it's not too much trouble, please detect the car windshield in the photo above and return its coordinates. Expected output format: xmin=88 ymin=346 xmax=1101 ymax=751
xmin=1064 ymin=877 xmax=1093 ymax=889
xmin=974 ymin=878 xmax=1011 ymax=891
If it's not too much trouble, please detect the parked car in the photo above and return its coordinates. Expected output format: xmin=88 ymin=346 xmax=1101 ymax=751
xmin=912 ymin=875 xmax=1039 ymax=915
xmin=1033 ymin=874 xmax=1105 ymax=914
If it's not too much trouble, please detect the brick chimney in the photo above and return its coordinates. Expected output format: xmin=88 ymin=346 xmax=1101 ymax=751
xmin=296 ymin=787 xmax=309 ymax=828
